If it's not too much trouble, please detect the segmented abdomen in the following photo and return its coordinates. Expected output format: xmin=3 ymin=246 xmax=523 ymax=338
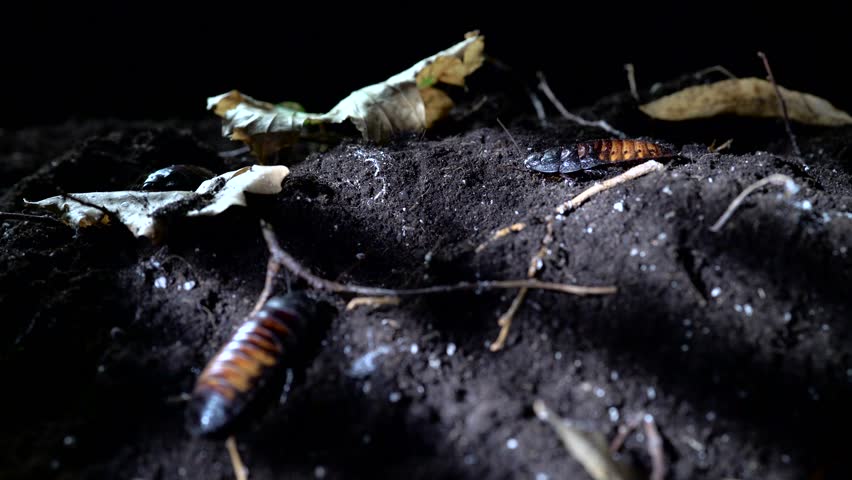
xmin=523 ymin=139 xmax=674 ymax=174
xmin=187 ymin=294 xmax=310 ymax=437
xmin=577 ymin=139 xmax=671 ymax=163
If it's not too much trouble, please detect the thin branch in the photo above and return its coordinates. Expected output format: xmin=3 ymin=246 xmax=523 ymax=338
xmin=692 ymin=65 xmax=737 ymax=80
xmin=496 ymin=117 xmax=522 ymax=156
xmin=624 ymin=63 xmax=639 ymax=102
xmin=537 ymin=71 xmax=626 ymax=138
xmin=708 ymin=138 xmax=733 ymax=153
xmin=757 ymin=52 xmax=802 ymax=159
xmin=643 ymin=415 xmax=666 ymax=480
xmin=346 ymin=296 xmax=401 ymax=311
xmin=475 ymin=222 xmax=526 ymax=253
xmin=490 ymin=159 xmax=664 ymax=351
xmin=709 ymin=173 xmax=797 ymax=232
xmin=260 ymin=221 xmax=615 ymax=297
xmin=527 ymin=89 xmax=548 ymax=127
xmin=225 ymin=436 xmax=249 ymax=480
xmin=556 ymin=160 xmax=665 ymax=215
xmin=489 ymin=287 xmax=528 ymax=351
xmin=251 ymin=257 xmax=281 ymax=315
xmin=0 ymin=212 xmax=68 ymax=227
xmin=59 ymin=191 xmax=120 ymax=221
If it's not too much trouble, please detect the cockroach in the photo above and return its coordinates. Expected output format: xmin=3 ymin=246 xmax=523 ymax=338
xmin=524 ymin=139 xmax=675 ymax=174
xmin=140 ymin=164 xmax=216 ymax=191
xmin=187 ymin=293 xmax=324 ymax=438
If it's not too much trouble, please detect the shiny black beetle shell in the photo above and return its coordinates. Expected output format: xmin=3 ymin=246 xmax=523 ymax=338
xmin=140 ymin=165 xmax=216 ymax=191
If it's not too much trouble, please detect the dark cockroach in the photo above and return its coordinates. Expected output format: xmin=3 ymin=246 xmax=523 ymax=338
xmin=187 ymin=293 xmax=324 ymax=438
xmin=140 ymin=164 xmax=216 ymax=191
xmin=524 ymin=139 xmax=675 ymax=174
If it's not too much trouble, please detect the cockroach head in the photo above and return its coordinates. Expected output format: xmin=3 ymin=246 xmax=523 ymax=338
xmin=524 ymin=148 xmax=564 ymax=174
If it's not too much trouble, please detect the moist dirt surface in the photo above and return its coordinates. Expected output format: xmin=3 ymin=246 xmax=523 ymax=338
xmin=1 ymin=76 xmax=851 ymax=480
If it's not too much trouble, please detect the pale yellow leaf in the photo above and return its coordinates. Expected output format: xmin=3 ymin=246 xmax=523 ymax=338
xmin=640 ymin=77 xmax=852 ymax=126
xmin=420 ymin=87 xmax=455 ymax=128
xmin=209 ymin=33 xmax=485 ymax=158
xmin=534 ymin=400 xmax=636 ymax=480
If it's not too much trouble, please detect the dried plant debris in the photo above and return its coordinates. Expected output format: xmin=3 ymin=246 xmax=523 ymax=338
xmin=640 ymin=77 xmax=852 ymax=125
xmin=25 ymin=165 xmax=288 ymax=239
xmin=534 ymin=400 xmax=637 ymax=480
xmin=209 ymin=32 xmax=484 ymax=158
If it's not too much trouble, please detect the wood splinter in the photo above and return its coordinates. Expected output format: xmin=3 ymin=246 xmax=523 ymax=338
xmin=226 ymin=436 xmax=249 ymax=480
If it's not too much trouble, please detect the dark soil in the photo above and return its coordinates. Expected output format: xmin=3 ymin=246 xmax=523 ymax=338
xmin=1 ymin=76 xmax=851 ymax=480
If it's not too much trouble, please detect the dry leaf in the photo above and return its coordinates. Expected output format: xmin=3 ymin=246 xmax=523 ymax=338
xmin=534 ymin=400 xmax=636 ymax=480
xmin=640 ymin=77 xmax=852 ymax=126
xmin=25 ymin=165 xmax=288 ymax=239
xmin=209 ymin=33 xmax=485 ymax=158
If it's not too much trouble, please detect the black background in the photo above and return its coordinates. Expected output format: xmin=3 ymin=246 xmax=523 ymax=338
xmin=4 ymin=4 xmax=850 ymax=128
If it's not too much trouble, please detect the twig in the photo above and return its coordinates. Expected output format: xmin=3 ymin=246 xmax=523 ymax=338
xmin=0 ymin=212 xmax=68 ymax=227
xmin=251 ymin=257 xmax=281 ymax=315
xmin=528 ymin=89 xmax=548 ymax=127
xmin=475 ymin=222 xmax=527 ymax=253
xmin=624 ymin=63 xmax=639 ymax=102
xmin=757 ymin=52 xmax=802 ymax=159
xmin=345 ymin=296 xmax=401 ymax=310
xmin=643 ymin=415 xmax=666 ymax=480
xmin=537 ymin=71 xmax=626 ymax=138
xmin=496 ymin=117 xmax=522 ymax=156
xmin=489 ymin=288 xmax=528 ymax=351
xmin=60 ymin=191 xmax=119 ymax=221
xmin=692 ymin=65 xmax=737 ymax=80
xmin=556 ymin=160 xmax=665 ymax=215
xmin=609 ymin=413 xmax=666 ymax=480
xmin=260 ymin=221 xmax=615 ymax=297
xmin=709 ymin=173 xmax=797 ymax=232
xmin=610 ymin=413 xmax=643 ymax=453
xmin=490 ymin=160 xmax=664 ymax=351
xmin=708 ymin=138 xmax=733 ymax=153
xmin=225 ymin=436 xmax=249 ymax=480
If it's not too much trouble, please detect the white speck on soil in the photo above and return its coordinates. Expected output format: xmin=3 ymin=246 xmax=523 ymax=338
xmin=349 ymin=345 xmax=392 ymax=378
xmin=506 ymin=438 xmax=519 ymax=450
xmin=613 ymin=201 xmax=624 ymax=212
xmin=154 ymin=276 xmax=167 ymax=289
xmin=388 ymin=391 xmax=402 ymax=403
xmin=446 ymin=343 xmax=457 ymax=357
xmin=608 ymin=407 xmax=620 ymax=422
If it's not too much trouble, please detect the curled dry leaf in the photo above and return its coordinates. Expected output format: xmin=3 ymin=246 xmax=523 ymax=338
xmin=533 ymin=399 xmax=636 ymax=480
xmin=25 ymin=165 xmax=288 ymax=240
xmin=209 ymin=33 xmax=484 ymax=158
xmin=640 ymin=77 xmax=852 ymax=126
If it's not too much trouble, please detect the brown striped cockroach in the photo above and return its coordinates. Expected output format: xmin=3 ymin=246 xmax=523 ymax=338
xmin=187 ymin=293 xmax=325 ymax=437
xmin=524 ymin=139 xmax=675 ymax=174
